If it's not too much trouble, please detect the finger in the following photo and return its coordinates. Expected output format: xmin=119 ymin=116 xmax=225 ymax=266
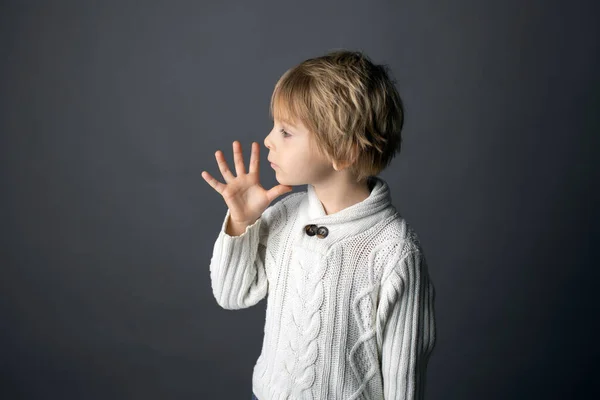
xmin=266 ymin=184 xmax=293 ymax=203
xmin=201 ymin=171 xmax=226 ymax=195
xmin=232 ymin=141 xmax=246 ymax=176
xmin=215 ymin=150 xmax=235 ymax=183
xmin=248 ymin=142 xmax=259 ymax=174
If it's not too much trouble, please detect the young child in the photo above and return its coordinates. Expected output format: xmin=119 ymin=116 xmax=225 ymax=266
xmin=201 ymin=50 xmax=436 ymax=400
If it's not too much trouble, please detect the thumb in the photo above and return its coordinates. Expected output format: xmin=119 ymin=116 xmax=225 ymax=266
xmin=266 ymin=184 xmax=293 ymax=203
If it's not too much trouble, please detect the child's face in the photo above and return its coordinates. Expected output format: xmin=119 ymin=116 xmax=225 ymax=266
xmin=264 ymin=118 xmax=334 ymax=186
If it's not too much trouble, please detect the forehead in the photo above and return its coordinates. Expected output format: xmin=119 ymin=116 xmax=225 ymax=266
xmin=272 ymin=102 xmax=295 ymax=122
xmin=271 ymin=91 xmax=310 ymax=132
xmin=272 ymin=109 xmax=304 ymax=130
xmin=272 ymin=92 xmax=300 ymax=118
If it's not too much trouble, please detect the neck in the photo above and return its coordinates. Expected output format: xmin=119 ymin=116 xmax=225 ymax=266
xmin=310 ymin=174 xmax=372 ymax=215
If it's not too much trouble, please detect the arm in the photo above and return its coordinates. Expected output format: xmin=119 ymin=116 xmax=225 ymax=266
xmin=209 ymin=200 xmax=283 ymax=310
xmin=376 ymin=250 xmax=436 ymax=400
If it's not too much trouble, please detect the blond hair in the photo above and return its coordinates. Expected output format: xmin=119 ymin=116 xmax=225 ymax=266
xmin=269 ymin=49 xmax=404 ymax=183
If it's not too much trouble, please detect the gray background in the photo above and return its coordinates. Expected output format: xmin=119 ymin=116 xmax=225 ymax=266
xmin=1 ymin=0 xmax=598 ymax=399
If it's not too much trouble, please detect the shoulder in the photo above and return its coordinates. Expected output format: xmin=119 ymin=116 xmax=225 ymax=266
xmin=372 ymin=215 xmax=427 ymax=283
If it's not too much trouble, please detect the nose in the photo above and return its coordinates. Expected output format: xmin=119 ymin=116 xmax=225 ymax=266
xmin=264 ymin=129 xmax=273 ymax=150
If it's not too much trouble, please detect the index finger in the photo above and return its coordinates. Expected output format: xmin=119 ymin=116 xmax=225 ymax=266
xmin=201 ymin=171 xmax=226 ymax=195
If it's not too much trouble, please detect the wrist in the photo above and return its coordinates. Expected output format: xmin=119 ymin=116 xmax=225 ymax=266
xmin=226 ymin=218 xmax=254 ymax=236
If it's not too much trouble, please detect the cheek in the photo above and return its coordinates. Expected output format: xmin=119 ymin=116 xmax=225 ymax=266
xmin=291 ymin=154 xmax=314 ymax=171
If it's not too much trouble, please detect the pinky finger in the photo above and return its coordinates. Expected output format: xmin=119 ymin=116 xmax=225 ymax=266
xmin=202 ymin=171 xmax=226 ymax=195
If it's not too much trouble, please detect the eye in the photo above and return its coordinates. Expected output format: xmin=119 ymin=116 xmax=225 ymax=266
xmin=279 ymin=128 xmax=291 ymax=138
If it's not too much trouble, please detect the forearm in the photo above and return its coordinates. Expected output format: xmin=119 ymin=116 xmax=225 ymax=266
xmin=209 ymin=210 xmax=267 ymax=309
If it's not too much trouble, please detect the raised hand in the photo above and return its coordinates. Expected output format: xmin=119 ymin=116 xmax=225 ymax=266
xmin=202 ymin=141 xmax=293 ymax=227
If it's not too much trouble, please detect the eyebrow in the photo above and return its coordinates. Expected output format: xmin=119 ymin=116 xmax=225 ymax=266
xmin=275 ymin=117 xmax=294 ymax=125
xmin=275 ymin=119 xmax=297 ymax=130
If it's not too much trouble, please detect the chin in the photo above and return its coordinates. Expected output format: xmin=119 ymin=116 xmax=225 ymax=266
xmin=275 ymin=176 xmax=300 ymax=187
xmin=275 ymin=178 xmax=291 ymax=186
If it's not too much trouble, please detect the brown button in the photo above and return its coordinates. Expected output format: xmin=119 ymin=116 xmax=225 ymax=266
xmin=316 ymin=226 xmax=329 ymax=239
xmin=305 ymin=224 xmax=318 ymax=236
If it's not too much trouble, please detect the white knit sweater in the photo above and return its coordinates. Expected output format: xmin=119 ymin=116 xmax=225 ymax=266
xmin=209 ymin=176 xmax=436 ymax=400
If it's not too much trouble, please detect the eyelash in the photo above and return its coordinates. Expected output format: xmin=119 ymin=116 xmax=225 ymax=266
xmin=280 ymin=128 xmax=291 ymax=138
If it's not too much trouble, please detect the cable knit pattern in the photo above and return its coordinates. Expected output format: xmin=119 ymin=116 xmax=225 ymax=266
xmin=208 ymin=176 xmax=436 ymax=400
xmin=285 ymin=248 xmax=325 ymax=399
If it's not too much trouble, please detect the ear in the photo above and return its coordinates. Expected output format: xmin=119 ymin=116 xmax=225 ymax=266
xmin=332 ymin=143 xmax=359 ymax=171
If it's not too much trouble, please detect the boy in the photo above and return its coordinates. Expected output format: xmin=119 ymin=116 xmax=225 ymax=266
xmin=202 ymin=50 xmax=436 ymax=400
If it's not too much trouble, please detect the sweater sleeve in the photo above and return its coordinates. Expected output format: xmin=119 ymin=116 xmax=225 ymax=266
xmin=376 ymin=250 xmax=436 ymax=400
xmin=209 ymin=201 xmax=283 ymax=310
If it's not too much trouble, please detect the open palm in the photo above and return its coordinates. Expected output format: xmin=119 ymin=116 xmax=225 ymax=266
xmin=202 ymin=141 xmax=293 ymax=225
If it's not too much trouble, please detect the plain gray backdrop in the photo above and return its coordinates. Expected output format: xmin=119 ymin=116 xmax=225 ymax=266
xmin=1 ymin=0 xmax=598 ymax=399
